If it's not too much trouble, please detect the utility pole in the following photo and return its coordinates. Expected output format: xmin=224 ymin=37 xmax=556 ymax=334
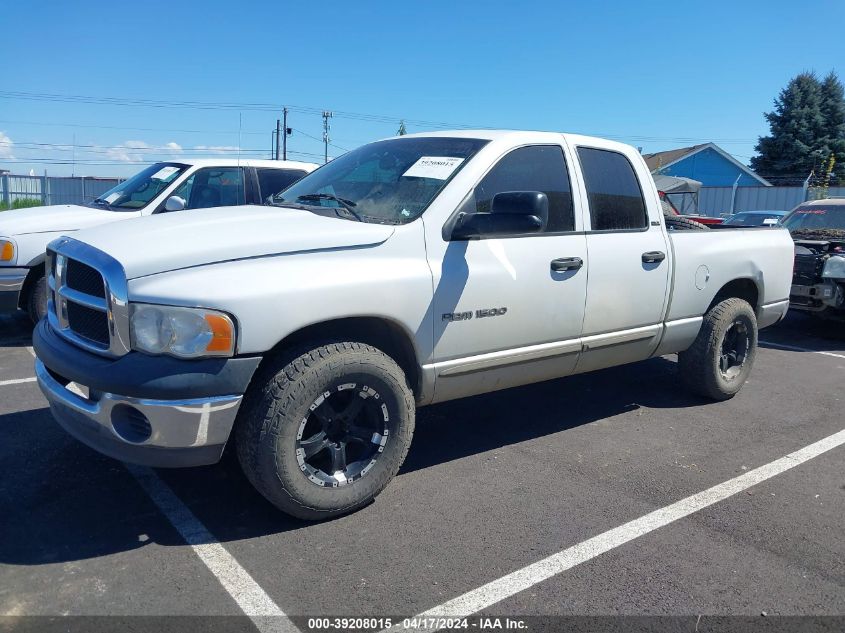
xmin=322 ymin=111 xmax=333 ymax=164
xmin=275 ymin=119 xmax=281 ymax=160
xmin=282 ymin=108 xmax=289 ymax=160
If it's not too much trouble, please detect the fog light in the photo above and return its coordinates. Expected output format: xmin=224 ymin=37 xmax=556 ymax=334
xmin=111 ymin=404 xmax=152 ymax=444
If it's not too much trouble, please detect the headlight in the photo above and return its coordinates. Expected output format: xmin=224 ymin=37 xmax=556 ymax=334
xmin=0 ymin=239 xmax=15 ymax=263
xmin=130 ymin=304 xmax=236 ymax=358
xmin=822 ymin=256 xmax=845 ymax=279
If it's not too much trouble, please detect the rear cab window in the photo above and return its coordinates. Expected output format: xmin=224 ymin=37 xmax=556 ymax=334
xmin=257 ymin=168 xmax=308 ymax=202
xmin=577 ymin=147 xmax=648 ymax=231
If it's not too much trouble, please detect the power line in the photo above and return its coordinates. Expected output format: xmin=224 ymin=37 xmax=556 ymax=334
xmin=292 ymin=127 xmax=349 ymax=152
xmin=0 ymin=139 xmax=326 ymax=158
xmin=0 ymin=150 xmax=324 ymax=167
xmin=0 ymin=118 xmax=269 ymax=136
xmin=0 ymin=89 xmax=758 ymax=142
xmin=0 ymin=90 xmax=767 ymax=146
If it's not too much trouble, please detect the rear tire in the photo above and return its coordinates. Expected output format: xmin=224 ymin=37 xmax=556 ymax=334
xmin=236 ymin=341 xmax=415 ymax=520
xmin=26 ymin=273 xmax=48 ymax=324
xmin=664 ymin=215 xmax=709 ymax=231
xmin=679 ymin=298 xmax=757 ymax=401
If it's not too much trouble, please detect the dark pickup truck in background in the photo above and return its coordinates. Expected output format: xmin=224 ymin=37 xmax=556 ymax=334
xmin=785 ymin=198 xmax=845 ymax=317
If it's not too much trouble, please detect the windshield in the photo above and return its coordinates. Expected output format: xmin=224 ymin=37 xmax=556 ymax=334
xmin=723 ymin=212 xmax=783 ymax=226
xmin=274 ymin=137 xmax=488 ymax=224
xmin=782 ymin=205 xmax=845 ymax=232
xmin=90 ymin=162 xmax=188 ymax=211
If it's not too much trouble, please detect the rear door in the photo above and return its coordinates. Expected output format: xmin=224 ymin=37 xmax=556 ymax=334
xmin=575 ymin=145 xmax=670 ymax=373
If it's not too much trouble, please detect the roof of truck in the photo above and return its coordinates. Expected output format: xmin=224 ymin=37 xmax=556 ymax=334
xmin=161 ymin=158 xmax=319 ymax=170
xmin=399 ymin=129 xmax=636 ymax=151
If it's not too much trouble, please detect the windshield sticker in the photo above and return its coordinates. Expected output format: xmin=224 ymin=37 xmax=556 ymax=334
xmin=402 ymin=156 xmax=464 ymax=180
xmin=151 ymin=166 xmax=180 ymax=181
xmin=796 ymin=209 xmax=827 ymax=214
xmin=104 ymin=192 xmax=121 ymax=204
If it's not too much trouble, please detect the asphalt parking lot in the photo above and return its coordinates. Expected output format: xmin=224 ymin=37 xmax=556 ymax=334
xmin=1 ymin=310 xmax=843 ymax=631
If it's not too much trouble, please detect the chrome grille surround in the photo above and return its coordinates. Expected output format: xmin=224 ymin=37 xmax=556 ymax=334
xmin=46 ymin=237 xmax=131 ymax=357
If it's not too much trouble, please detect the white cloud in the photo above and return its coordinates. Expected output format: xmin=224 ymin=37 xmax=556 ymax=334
xmin=0 ymin=131 xmax=15 ymax=159
xmin=104 ymin=140 xmax=182 ymax=163
xmin=193 ymin=145 xmax=239 ymax=154
xmin=105 ymin=140 xmax=149 ymax=163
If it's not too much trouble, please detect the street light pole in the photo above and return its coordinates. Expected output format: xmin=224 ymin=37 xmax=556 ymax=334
xmin=322 ymin=111 xmax=333 ymax=164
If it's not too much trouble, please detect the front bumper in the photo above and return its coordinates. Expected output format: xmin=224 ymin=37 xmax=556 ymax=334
xmin=0 ymin=267 xmax=28 ymax=313
xmin=36 ymin=360 xmax=240 ymax=467
xmin=33 ymin=319 xmax=262 ymax=468
xmin=790 ymin=281 xmax=841 ymax=311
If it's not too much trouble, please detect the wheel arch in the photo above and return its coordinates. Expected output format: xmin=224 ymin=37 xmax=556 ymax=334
xmin=17 ymin=260 xmax=45 ymax=309
xmin=262 ymin=316 xmax=423 ymax=399
xmin=708 ymin=277 xmax=760 ymax=314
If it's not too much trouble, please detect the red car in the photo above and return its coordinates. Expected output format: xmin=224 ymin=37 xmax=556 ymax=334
xmin=658 ymin=191 xmax=723 ymax=224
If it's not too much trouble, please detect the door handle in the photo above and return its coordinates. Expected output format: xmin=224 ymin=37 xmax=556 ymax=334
xmin=550 ymin=257 xmax=584 ymax=272
xmin=642 ymin=251 xmax=666 ymax=263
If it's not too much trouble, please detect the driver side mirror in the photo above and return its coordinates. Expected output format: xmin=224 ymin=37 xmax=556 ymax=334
xmin=450 ymin=191 xmax=549 ymax=240
xmin=164 ymin=196 xmax=186 ymax=212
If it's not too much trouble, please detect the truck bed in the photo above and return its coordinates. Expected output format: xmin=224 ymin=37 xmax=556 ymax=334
xmin=666 ymin=227 xmax=794 ymax=323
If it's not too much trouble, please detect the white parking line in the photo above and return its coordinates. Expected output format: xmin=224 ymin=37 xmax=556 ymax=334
xmin=402 ymin=427 xmax=845 ymax=623
xmin=760 ymin=339 xmax=845 ymax=359
xmin=0 ymin=377 xmax=37 ymax=386
xmin=125 ymin=464 xmax=298 ymax=633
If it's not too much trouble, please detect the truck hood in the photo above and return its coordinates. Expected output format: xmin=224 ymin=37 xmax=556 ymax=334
xmin=0 ymin=204 xmax=132 ymax=236
xmin=72 ymin=205 xmax=396 ymax=279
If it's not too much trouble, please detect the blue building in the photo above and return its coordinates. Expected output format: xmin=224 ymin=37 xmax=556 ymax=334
xmin=643 ymin=143 xmax=771 ymax=187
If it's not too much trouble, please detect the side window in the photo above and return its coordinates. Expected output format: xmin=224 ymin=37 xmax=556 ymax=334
xmin=257 ymin=168 xmax=307 ymax=201
xmin=577 ymin=147 xmax=647 ymax=231
xmin=475 ymin=145 xmax=574 ymax=233
xmin=170 ymin=167 xmax=245 ymax=210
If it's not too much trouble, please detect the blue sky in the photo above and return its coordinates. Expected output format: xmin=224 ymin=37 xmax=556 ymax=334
xmin=1 ymin=0 xmax=843 ymax=177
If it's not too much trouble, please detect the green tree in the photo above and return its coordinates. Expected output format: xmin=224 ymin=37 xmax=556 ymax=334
xmin=750 ymin=72 xmax=834 ymax=185
xmin=397 ymin=120 xmax=407 ymax=136
xmin=819 ymin=71 xmax=845 ymax=182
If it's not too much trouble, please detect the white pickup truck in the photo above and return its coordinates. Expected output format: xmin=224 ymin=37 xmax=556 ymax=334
xmin=33 ymin=131 xmax=794 ymax=520
xmin=0 ymin=158 xmax=316 ymax=322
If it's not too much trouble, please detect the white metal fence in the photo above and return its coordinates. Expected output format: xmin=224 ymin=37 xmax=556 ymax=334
xmin=0 ymin=173 xmax=122 ymax=208
xmin=699 ymin=185 xmax=845 ymax=217
xmin=3 ymin=171 xmax=843 ymax=218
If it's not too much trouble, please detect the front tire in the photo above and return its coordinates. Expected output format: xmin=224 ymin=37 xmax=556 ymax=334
xmin=679 ymin=298 xmax=758 ymax=400
xmin=26 ymin=273 xmax=48 ymax=324
xmin=236 ymin=341 xmax=415 ymax=520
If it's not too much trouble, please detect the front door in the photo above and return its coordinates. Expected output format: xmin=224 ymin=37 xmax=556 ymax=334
xmin=427 ymin=143 xmax=589 ymax=402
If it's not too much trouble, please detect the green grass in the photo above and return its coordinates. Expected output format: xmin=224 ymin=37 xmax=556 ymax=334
xmin=0 ymin=198 xmax=43 ymax=211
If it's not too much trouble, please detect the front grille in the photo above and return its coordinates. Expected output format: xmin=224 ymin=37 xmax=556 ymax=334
xmin=66 ymin=259 xmax=106 ymax=298
xmin=47 ymin=239 xmax=129 ymax=357
xmin=67 ymin=301 xmax=109 ymax=345
xmin=792 ymin=254 xmax=822 ymax=286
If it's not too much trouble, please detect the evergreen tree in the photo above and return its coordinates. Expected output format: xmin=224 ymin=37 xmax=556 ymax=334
xmin=751 ymin=72 xmax=828 ymax=184
xmin=397 ymin=120 xmax=407 ymax=136
xmin=819 ymin=72 xmax=845 ymax=181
